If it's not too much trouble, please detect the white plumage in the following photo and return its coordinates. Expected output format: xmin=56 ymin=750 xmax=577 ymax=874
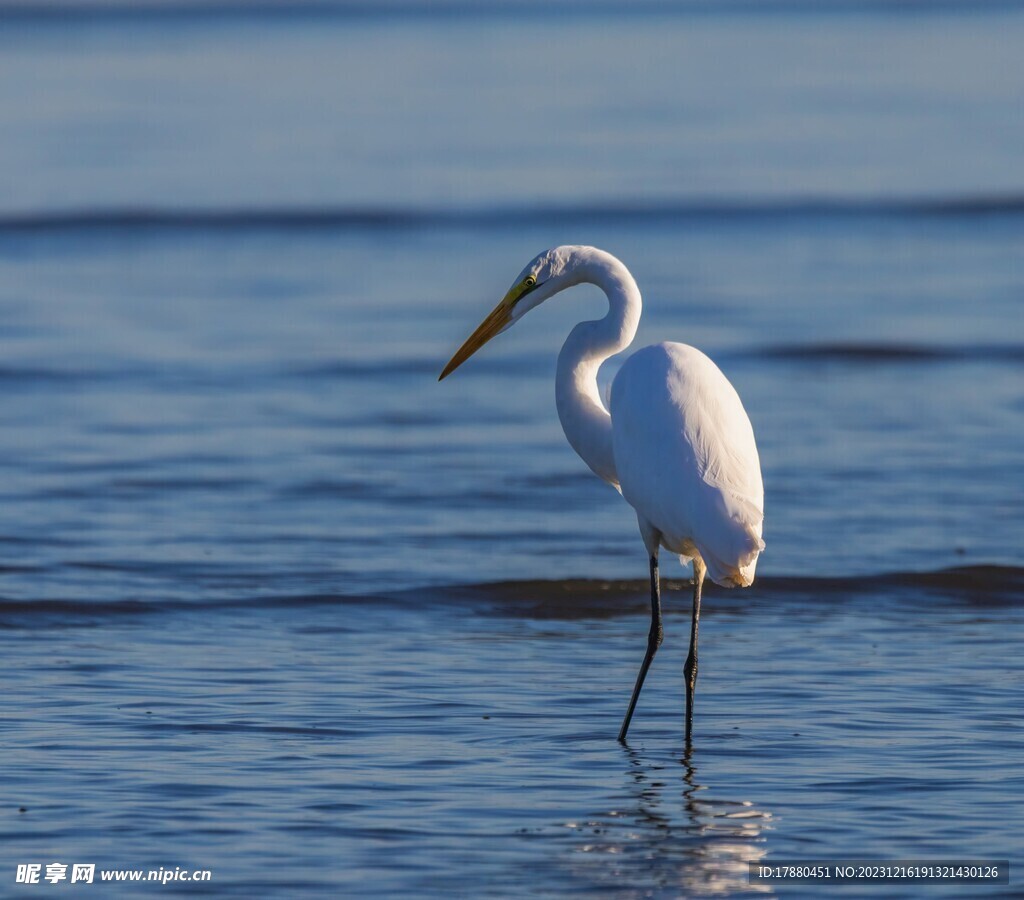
xmin=611 ymin=342 xmax=764 ymax=588
xmin=439 ymin=245 xmax=765 ymax=743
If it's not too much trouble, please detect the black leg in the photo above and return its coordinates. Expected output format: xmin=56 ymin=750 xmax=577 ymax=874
xmin=684 ymin=558 xmax=706 ymax=746
xmin=618 ymin=554 xmax=662 ymax=742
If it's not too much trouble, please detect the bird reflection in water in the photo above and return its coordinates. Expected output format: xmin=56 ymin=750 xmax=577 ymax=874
xmin=561 ymin=748 xmax=773 ymax=895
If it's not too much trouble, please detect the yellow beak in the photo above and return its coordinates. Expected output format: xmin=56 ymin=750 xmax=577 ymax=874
xmin=438 ymin=287 xmax=520 ymax=381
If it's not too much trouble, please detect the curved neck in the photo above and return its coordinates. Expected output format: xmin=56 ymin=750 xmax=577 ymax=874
xmin=555 ymin=249 xmax=641 ymax=487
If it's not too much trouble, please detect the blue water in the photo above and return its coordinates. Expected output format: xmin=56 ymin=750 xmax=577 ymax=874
xmin=1 ymin=2 xmax=1023 ymax=897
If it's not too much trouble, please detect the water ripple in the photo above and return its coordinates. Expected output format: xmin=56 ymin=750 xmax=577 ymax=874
xmin=4 ymin=194 xmax=1024 ymax=239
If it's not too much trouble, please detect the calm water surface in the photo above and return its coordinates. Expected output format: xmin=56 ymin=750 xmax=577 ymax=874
xmin=1 ymin=2 xmax=1022 ymax=896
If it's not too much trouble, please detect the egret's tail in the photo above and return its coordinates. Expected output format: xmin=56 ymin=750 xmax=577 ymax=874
xmin=694 ymin=525 xmax=764 ymax=589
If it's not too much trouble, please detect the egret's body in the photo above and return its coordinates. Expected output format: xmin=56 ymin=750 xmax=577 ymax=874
xmin=440 ymin=246 xmax=764 ymax=743
xmin=611 ymin=343 xmax=763 ymax=587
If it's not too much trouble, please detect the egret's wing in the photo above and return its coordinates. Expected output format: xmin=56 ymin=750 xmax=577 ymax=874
xmin=610 ymin=342 xmax=764 ymax=587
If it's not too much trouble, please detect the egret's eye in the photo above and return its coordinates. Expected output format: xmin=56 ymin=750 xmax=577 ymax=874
xmin=524 ymin=276 xmax=537 ymax=288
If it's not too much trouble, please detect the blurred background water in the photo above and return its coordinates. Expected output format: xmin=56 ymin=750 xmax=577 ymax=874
xmin=1 ymin=1 xmax=1022 ymax=896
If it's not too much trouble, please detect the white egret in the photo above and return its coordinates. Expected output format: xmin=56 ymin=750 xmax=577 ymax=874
xmin=439 ymin=246 xmax=764 ymax=743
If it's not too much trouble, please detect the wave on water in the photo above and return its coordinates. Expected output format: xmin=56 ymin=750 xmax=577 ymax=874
xmin=3 ymin=195 xmax=1024 ymax=238
xmin=746 ymin=342 xmax=1024 ymax=365
xmin=1 ymin=565 xmax=1021 ymax=626
xmin=4 ymin=0 xmax=1021 ymax=24
xmin=1 ymin=343 xmax=1019 ymax=395
xmin=453 ymin=565 xmax=1024 ymax=618
xmin=1 ymin=343 xmax=1021 ymax=384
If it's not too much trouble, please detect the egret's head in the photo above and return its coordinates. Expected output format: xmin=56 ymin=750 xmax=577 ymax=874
xmin=438 ymin=246 xmax=586 ymax=380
